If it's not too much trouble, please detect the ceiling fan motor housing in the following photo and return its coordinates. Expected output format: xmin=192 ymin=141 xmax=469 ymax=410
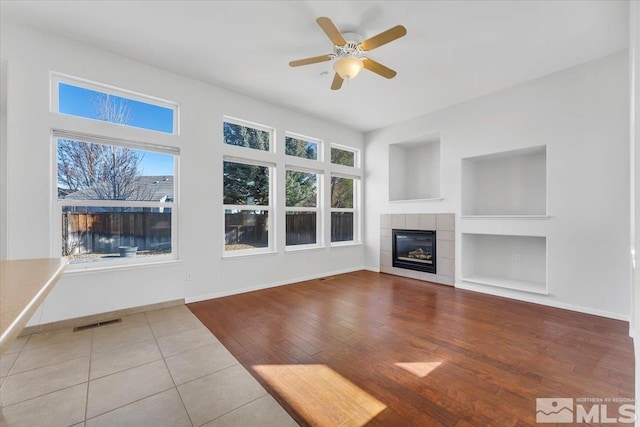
xmin=334 ymin=41 xmax=364 ymax=59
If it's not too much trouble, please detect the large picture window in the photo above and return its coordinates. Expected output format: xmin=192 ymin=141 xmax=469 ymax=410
xmin=55 ymin=133 xmax=178 ymax=265
xmin=286 ymin=169 xmax=319 ymax=247
xmin=53 ymin=75 xmax=179 ymax=268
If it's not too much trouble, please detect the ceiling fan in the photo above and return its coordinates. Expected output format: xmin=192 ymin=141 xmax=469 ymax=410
xmin=289 ymin=17 xmax=407 ymax=90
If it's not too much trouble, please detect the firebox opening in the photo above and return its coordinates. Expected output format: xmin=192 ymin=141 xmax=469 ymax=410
xmin=392 ymin=229 xmax=436 ymax=274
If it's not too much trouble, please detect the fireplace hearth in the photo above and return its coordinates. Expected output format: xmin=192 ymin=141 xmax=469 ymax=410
xmin=392 ymin=229 xmax=437 ymax=274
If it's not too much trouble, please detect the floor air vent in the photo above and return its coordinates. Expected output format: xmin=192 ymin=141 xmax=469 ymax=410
xmin=73 ymin=318 xmax=122 ymax=332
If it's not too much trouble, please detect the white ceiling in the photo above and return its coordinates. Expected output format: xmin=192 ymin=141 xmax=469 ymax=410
xmin=0 ymin=0 xmax=629 ymax=132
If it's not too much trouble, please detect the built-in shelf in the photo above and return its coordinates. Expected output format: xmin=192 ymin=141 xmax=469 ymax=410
xmin=461 ymin=145 xmax=546 ymax=216
xmin=462 ymin=233 xmax=547 ymax=294
xmin=389 ymin=133 xmax=441 ymax=202
xmin=461 ymin=274 xmax=548 ymax=295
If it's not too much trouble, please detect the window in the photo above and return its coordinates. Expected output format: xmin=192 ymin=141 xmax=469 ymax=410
xmin=53 ymin=75 xmax=179 ymax=268
xmin=223 ymin=160 xmax=273 ymax=253
xmin=331 ymin=145 xmax=356 ymax=167
xmin=222 ymin=117 xmax=275 ymax=254
xmin=285 ymin=133 xmax=319 ymax=160
xmin=331 ymin=176 xmax=357 ymax=243
xmin=55 ymin=133 xmax=178 ymax=265
xmin=286 ymin=169 xmax=319 ymax=247
xmin=54 ymin=75 xmax=177 ymax=134
xmin=221 ymin=117 xmax=359 ymax=254
xmin=223 ymin=119 xmax=271 ymax=152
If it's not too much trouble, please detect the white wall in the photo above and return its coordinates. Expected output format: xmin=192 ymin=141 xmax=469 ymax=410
xmin=1 ymin=59 xmax=7 ymax=261
xmin=629 ymin=2 xmax=640 ymax=422
xmin=0 ymin=22 xmax=365 ymax=325
xmin=365 ymin=51 xmax=631 ymax=319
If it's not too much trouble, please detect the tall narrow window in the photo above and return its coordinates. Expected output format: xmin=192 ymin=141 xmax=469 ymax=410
xmin=222 ymin=117 xmax=274 ymax=254
xmin=56 ymin=133 xmax=178 ymax=265
xmin=286 ymin=169 xmax=319 ymax=247
xmin=331 ymin=176 xmax=357 ymax=243
xmin=223 ymin=160 xmax=272 ymax=253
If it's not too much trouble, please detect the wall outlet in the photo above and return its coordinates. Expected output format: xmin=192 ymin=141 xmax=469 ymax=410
xmin=514 ymin=254 xmax=521 ymax=261
xmin=186 ymin=272 xmax=192 ymax=281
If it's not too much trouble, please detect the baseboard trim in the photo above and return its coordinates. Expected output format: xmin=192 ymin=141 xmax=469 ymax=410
xmin=455 ymin=281 xmax=629 ymax=322
xmin=20 ymin=299 xmax=184 ymax=336
xmin=185 ymin=267 xmax=367 ymax=304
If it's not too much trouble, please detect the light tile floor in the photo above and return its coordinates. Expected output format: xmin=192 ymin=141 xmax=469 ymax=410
xmin=0 ymin=305 xmax=298 ymax=427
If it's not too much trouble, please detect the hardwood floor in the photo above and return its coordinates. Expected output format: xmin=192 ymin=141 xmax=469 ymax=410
xmin=188 ymin=271 xmax=634 ymax=426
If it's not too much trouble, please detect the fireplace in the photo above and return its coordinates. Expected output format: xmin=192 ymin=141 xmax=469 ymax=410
xmin=392 ymin=229 xmax=436 ymax=274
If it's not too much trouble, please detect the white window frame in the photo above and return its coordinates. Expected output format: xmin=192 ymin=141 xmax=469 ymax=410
xmin=52 ymin=129 xmax=180 ymax=269
xmin=330 ymin=143 xmax=359 ymax=168
xmin=285 ymin=166 xmax=322 ymax=250
xmin=221 ymin=117 xmax=276 ymax=256
xmin=330 ymin=173 xmax=360 ymax=245
xmin=222 ymin=157 xmax=275 ymax=256
xmin=284 ymin=132 xmax=323 ymax=162
xmin=51 ymin=73 xmax=179 ymax=135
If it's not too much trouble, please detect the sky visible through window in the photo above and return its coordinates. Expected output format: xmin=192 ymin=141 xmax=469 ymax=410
xmin=58 ymin=82 xmax=174 ymax=176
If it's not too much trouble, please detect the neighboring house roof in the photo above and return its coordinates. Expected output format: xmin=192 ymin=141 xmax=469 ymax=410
xmin=62 ymin=176 xmax=174 ymax=202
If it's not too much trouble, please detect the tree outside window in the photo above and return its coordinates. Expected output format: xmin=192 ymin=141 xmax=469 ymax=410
xmin=286 ymin=170 xmax=318 ymax=246
xmin=331 ymin=176 xmax=356 ymax=242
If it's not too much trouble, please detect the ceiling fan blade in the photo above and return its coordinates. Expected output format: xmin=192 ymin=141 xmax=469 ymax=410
xmin=316 ymin=17 xmax=346 ymax=46
xmin=360 ymin=25 xmax=407 ymax=51
xmin=331 ymin=73 xmax=344 ymax=90
xmin=289 ymin=55 xmax=333 ymax=67
xmin=363 ymin=58 xmax=397 ymax=79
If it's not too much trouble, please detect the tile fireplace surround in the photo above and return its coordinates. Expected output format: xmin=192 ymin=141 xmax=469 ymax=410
xmin=380 ymin=213 xmax=455 ymax=285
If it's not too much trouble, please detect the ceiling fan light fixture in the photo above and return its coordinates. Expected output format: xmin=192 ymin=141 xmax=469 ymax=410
xmin=333 ymin=56 xmax=364 ymax=80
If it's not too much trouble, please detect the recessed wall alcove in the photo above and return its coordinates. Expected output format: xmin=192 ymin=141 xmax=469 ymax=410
xmin=461 ymin=233 xmax=547 ymax=294
xmin=461 ymin=145 xmax=547 ymax=217
xmin=388 ymin=133 xmax=441 ymax=202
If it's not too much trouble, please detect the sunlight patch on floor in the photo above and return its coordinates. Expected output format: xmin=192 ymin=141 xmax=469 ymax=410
xmin=253 ymin=364 xmax=386 ymax=427
xmin=395 ymin=361 xmax=442 ymax=378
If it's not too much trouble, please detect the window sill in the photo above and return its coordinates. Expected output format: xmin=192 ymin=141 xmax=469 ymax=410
xmin=330 ymin=241 xmax=362 ymax=248
xmin=389 ymin=197 xmax=444 ymax=203
xmin=222 ymin=249 xmax=278 ymax=259
xmin=65 ymin=258 xmax=181 ymax=275
xmin=285 ymin=245 xmax=326 ymax=253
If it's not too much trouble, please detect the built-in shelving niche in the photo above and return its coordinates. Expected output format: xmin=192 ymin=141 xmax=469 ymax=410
xmin=461 ymin=233 xmax=547 ymax=294
xmin=388 ymin=133 xmax=441 ymax=202
xmin=461 ymin=145 xmax=546 ymax=217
